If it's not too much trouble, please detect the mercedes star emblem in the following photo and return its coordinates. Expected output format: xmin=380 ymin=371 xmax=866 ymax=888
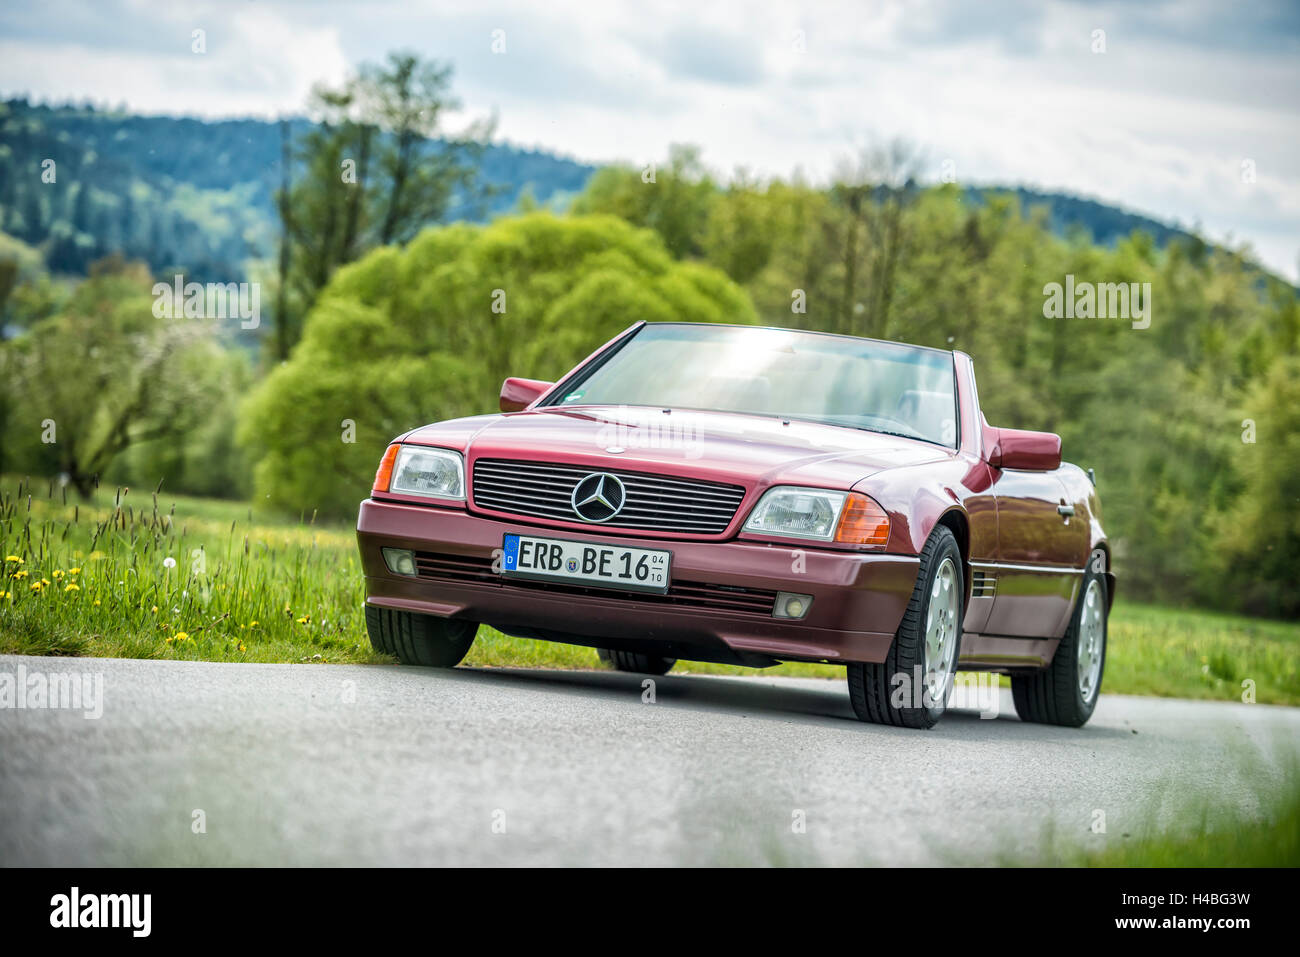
xmin=571 ymin=472 xmax=626 ymax=522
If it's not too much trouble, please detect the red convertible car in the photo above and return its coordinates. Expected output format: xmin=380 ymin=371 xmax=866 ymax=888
xmin=357 ymin=322 xmax=1113 ymax=729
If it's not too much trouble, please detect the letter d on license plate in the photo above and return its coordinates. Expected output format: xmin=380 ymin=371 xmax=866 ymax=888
xmin=502 ymin=534 xmax=671 ymax=594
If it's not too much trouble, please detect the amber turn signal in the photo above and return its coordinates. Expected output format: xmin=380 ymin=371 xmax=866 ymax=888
xmin=834 ymin=493 xmax=890 ymax=547
xmin=372 ymin=443 xmax=400 ymax=493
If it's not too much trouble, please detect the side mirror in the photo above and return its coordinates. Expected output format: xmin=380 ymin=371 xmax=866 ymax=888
xmin=987 ymin=427 xmax=1061 ymax=471
xmin=499 ymin=377 xmax=554 ymax=413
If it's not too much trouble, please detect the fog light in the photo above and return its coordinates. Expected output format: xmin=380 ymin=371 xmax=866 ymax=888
xmin=382 ymin=547 xmax=417 ymax=577
xmin=773 ymin=592 xmax=812 ymax=619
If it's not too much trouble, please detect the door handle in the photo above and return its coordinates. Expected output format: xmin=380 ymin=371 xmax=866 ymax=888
xmin=1057 ymin=504 xmax=1075 ymax=518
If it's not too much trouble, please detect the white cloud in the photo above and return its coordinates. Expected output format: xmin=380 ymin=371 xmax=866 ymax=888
xmin=1 ymin=0 xmax=1296 ymax=279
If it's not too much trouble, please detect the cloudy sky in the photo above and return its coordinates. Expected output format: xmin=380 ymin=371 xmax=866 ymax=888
xmin=2 ymin=0 xmax=1297 ymax=279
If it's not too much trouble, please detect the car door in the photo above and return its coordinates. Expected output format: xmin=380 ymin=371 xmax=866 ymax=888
xmin=979 ymin=468 xmax=1088 ymax=637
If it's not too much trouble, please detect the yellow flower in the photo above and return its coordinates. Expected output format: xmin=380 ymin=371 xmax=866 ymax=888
xmin=151 ymin=606 xmax=159 ymax=614
xmin=249 ymin=620 xmax=259 ymax=627
xmin=5 ymin=555 xmax=22 ymax=564
xmin=52 ymin=570 xmax=65 ymax=580
xmin=64 ymin=583 xmax=80 ymax=592
xmin=29 ymin=582 xmax=43 ymax=592
xmin=296 ymin=615 xmax=310 ymax=624
xmin=93 ymin=600 xmax=101 ymax=607
xmin=173 ymin=631 xmax=189 ymax=642
xmin=11 ymin=570 xmax=28 ymax=579
xmin=0 ymin=590 xmax=8 ymax=599
xmin=69 ymin=567 xmax=81 ymax=575
xmin=237 ymin=642 xmax=246 ymax=652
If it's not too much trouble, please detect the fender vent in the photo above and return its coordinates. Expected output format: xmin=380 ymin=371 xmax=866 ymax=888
xmin=971 ymin=570 xmax=997 ymax=598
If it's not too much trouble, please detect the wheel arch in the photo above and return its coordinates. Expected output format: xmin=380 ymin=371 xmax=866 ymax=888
xmin=1092 ymin=540 xmax=1116 ymax=611
xmin=932 ymin=507 xmax=970 ymax=608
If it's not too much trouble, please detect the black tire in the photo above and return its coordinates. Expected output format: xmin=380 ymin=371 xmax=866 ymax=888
xmin=847 ymin=526 xmax=964 ymax=729
xmin=1011 ymin=552 xmax=1108 ymax=727
xmin=596 ymin=647 xmax=676 ymax=675
xmin=365 ymin=605 xmax=477 ymax=667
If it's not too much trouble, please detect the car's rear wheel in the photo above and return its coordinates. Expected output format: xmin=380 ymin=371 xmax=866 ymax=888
xmin=596 ymin=648 xmax=676 ymax=675
xmin=1011 ymin=554 xmax=1108 ymax=727
xmin=365 ymin=605 xmax=477 ymax=667
xmin=847 ymin=525 xmax=964 ymax=729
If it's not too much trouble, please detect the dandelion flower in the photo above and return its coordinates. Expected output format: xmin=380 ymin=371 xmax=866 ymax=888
xmin=11 ymin=570 xmax=28 ymax=580
xmin=151 ymin=605 xmax=159 ymax=614
xmin=5 ymin=555 xmax=22 ymax=564
xmin=69 ymin=567 xmax=81 ymax=575
xmin=29 ymin=582 xmax=43 ymax=592
xmin=93 ymin=600 xmax=101 ymax=607
xmin=237 ymin=642 xmax=246 ymax=652
xmin=249 ymin=620 xmax=259 ymax=627
xmin=296 ymin=615 xmax=310 ymax=624
xmin=52 ymin=570 xmax=65 ymax=580
xmin=64 ymin=583 xmax=80 ymax=592
xmin=173 ymin=631 xmax=189 ymax=642
xmin=163 ymin=557 xmax=177 ymax=569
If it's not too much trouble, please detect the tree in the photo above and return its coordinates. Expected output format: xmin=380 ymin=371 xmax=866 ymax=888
xmin=240 ymin=213 xmax=756 ymax=516
xmin=273 ymin=52 xmax=492 ymax=359
xmin=571 ymin=145 xmax=715 ymax=259
xmin=2 ymin=260 xmax=220 ymax=497
xmin=1217 ymin=356 xmax=1300 ymax=617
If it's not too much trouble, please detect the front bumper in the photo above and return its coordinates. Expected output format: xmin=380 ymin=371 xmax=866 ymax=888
xmin=357 ymin=498 xmax=919 ymax=665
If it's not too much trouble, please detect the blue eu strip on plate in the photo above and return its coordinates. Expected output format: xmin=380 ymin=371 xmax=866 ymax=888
xmin=502 ymin=534 xmax=519 ymax=570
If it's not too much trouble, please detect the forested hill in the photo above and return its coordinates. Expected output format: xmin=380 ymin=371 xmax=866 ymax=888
xmin=0 ymin=98 xmax=1207 ymax=279
xmin=0 ymin=99 xmax=596 ymax=278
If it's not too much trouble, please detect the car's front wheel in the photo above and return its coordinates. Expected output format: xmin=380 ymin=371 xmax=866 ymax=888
xmin=847 ymin=525 xmax=964 ymax=729
xmin=365 ymin=605 xmax=477 ymax=667
xmin=1011 ymin=553 xmax=1108 ymax=727
xmin=596 ymin=648 xmax=676 ymax=675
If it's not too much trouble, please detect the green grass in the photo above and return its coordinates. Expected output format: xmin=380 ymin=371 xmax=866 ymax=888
xmin=1 ymin=476 xmax=1297 ymax=705
xmin=998 ymin=750 xmax=1300 ymax=867
xmin=1106 ymin=602 xmax=1299 ymax=706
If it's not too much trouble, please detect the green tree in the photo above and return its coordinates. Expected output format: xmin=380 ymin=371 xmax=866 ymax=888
xmin=273 ymin=52 xmax=492 ymax=359
xmin=572 ymin=145 xmax=715 ymax=259
xmin=240 ymin=213 xmax=755 ymax=516
xmin=1217 ymin=356 xmax=1300 ymax=617
xmin=2 ymin=260 xmax=222 ymax=497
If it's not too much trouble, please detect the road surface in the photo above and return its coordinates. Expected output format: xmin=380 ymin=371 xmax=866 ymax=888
xmin=1 ymin=653 xmax=1295 ymax=865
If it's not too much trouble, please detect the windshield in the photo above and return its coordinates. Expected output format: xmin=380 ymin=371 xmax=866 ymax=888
xmin=547 ymin=324 xmax=958 ymax=447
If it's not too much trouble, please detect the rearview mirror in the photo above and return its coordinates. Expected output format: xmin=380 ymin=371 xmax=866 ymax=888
xmin=499 ymin=377 xmax=554 ymax=413
xmin=987 ymin=427 xmax=1061 ymax=471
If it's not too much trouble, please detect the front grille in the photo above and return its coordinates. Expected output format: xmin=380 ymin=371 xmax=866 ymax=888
xmin=414 ymin=551 xmax=777 ymax=617
xmin=471 ymin=459 xmax=746 ymax=535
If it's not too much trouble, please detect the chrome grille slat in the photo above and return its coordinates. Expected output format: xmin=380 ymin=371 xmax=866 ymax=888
xmin=477 ymin=461 xmax=741 ymax=491
xmin=472 ymin=458 xmax=745 ymax=534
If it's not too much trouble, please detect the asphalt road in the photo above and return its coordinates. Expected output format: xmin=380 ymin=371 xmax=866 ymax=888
xmin=2 ymin=653 xmax=1296 ymax=866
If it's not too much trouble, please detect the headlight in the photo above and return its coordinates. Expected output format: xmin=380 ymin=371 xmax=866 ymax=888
xmin=744 ymin=487 xmax=847 ymax=540
xmin=743 ymin=486 xmax=890 ymax=546
xmin=384 ymin=446 xmax=465 ymax=500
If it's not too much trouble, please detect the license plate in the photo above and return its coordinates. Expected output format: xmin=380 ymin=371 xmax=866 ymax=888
xmin=502 ymin=534 xmax=671 ymax=594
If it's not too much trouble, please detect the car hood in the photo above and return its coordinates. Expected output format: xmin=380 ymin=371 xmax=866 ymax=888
xmin=404 ymin=405 xmax=952 ymax=490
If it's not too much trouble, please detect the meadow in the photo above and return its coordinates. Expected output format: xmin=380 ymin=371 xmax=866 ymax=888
xmin=2 ymin=476 xmax=1296 ymax=707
